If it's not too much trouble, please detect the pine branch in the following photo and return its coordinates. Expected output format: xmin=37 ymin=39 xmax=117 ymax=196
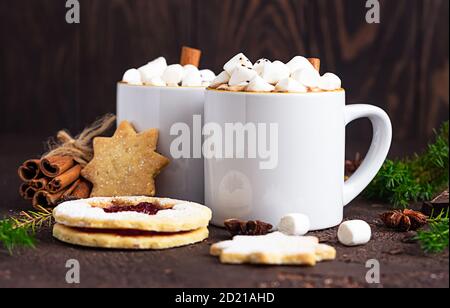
xmin=0 ymin=206 xmax=53 ymax=255
xmin=11 ymin=206 xmax=53 ymax=231
xmin=364 ymin=121 xmax=449 ymax=208
xmin=416 ymin=211 xmax=449 ymax=254
xmin=0 ymin=219 xmax=35 ymax=255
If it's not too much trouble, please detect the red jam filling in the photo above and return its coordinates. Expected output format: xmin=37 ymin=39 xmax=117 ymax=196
xmin=103 ymin=202 xmax=162 ymax=215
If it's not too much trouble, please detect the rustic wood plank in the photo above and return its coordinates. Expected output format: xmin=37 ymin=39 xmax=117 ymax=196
xmin=195 ymin=0 xmax=449 ymax=143
xmin=76 ymin=0 xmax=194 ymax=131
xmin=0 ymin=0 xmax=447 ymax=144
xmin=0 ymin=0 xmax=79 ymax=135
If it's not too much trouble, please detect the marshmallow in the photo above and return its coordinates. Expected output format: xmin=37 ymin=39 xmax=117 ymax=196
xmin=138 ymin=57 xmax=168 ymax=83
xmin=246 ymin=76 xmax=275 ymax=92
xmin=286 ymin=56 xmax=315 ymax=74
xmin=260 ymin=61 xmax=290 ymax=84
xmin=182 ymin=70 xmax=203 ymax=87
xmin=292 ymin=67 xmax=321 ymax=88
xmin=229 ymin=66 xmax=257 ymax=86
xmin=183 ymin=64 xmax=199 ymax=78
xmin=162 ymin=64 xmax=184 ymax=86
xmin=223 ymin=53 xmax=253 ymax=75
xmin=210 ymin=71 xmax=230 ymax=88
xmin=275 ymin=78 xmax=307 ymax=93
xmin=337 ymin=220 xmax=371 ymax=246
xmin=200 ymin=69 xmax=216 ymax=82
xmin=151 ymin=56 xmax=168 ymax=71
xmin=145 ymin=76 xmax=167 ymax=87
xmin=253 ymin=58 xmax=271 ymax=75
xmin=278 ymin=213 xmax=310 ymax=236
xmin=122 ymin=69 xmax=143 ymax=85
xmin=318 ymin=73 xmax=342 ymax=91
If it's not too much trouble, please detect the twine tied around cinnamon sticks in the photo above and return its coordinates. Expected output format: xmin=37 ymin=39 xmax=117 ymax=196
xmin=43 ymin=113 xmax=116 ymax=166
xmin=18 ymin=114 xmax=116 ymax=209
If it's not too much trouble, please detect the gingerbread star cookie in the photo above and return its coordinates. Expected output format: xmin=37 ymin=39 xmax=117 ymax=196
xmin=81 ymin=121 xmax=169 ymax=197
xmin=211 ymin=232 xmax=336 ymax=266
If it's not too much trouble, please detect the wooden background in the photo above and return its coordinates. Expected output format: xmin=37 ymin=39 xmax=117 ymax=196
xmin=0 ymin=0 xmax=448 ymax=147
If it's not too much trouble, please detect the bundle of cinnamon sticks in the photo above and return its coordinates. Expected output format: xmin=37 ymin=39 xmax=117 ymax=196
xmin=18 ymin=156 xmax=91 ymax=208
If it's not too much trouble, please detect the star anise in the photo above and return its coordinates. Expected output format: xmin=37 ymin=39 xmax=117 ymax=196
xmin=380 ymin=209 xmax=428 ymax=232
xmin=224 ymin=219 xmax=273 ymax=236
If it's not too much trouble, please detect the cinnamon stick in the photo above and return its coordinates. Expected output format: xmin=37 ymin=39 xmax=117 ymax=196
xmin=32 ymin=189 xmax=66 ymax=208
xmin=19 ymin=183 xmax=37 ymax=200
xmin=19 ymin=182 xmax=30 ymax=199
xmin=61 ymin=179 xmax=91 ymax=199
xmin=61 ymin=179 xmax=81 ymax=197
xmin=30 ymin=178 xmax=49 ymax=190
xmin=46 ymin=164 xmax=82 ymax=193
xmin=71 ymin=179 xmax=91 ymax=199
xmin=308 ymin=58 xmax=321 ymax=72
xmin=40 ymin=155 xmax=75 ymax=177
xmin=18 ymin=159 xmax=41 ymax=181
xmin=180 ymin=46 xmax=202 ymax=67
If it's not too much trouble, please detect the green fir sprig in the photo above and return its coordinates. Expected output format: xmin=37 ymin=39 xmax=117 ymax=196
xmin=416 ymin=211 xmax=449 ymax=253
xmin=0 ymin=206 xmax=53 ymax=254
xmin=364 ymin=121 xmax=449 ymax=208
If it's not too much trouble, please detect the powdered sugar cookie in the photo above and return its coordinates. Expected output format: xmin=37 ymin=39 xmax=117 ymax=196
xmin=210 ymin=232 xmax=336 ymax=266
xmin=53 ymin=196 xmax=212 ymax=233
xmin=53 ymin=224 xmax=209 ymax=250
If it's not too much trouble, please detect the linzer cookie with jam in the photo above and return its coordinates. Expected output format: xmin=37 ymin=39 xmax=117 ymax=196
xmin=52 ymin=196 xmax=212 ymax=249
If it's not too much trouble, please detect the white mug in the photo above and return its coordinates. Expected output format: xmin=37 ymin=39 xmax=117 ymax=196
xmin=117 ymin=84 xmax=205 ymax=203
xmin=204 ymin=89 xmax=392 ymax=230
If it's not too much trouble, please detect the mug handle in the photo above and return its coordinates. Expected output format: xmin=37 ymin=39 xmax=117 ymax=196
xmin=343 ymin=104 xmax=392 ymax=206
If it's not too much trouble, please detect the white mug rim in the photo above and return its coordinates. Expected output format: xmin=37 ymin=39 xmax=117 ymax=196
xmin=206 ymin=88 xmax=345 ymax=98
xmin=117 ymin=82 xmax=206 ymax=91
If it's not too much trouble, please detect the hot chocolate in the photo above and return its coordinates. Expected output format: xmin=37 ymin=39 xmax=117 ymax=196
xmin=121 ymin=56 xmax=216 ymax=88
xmin=209 ymin=53 xmax=342 ymax=93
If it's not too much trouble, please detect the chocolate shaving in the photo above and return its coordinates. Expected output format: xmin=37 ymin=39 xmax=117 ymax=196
xmin=224 ymin=219 xmax=273 ymax=236
xmin=421 ymin=189 xmax=449 ymax=218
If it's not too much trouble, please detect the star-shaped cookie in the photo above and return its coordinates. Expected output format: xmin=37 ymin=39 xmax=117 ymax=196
xmin=211 ymin=232 xmax=336 ymax=266
xmin=81 ymin=121 xmax=169 ymax=197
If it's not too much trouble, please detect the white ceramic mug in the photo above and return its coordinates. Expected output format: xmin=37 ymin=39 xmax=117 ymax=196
xmin=117 ymin=83 xmax=205 ymax=203
xmin=204 ymin=89 xmax=392 ymax=230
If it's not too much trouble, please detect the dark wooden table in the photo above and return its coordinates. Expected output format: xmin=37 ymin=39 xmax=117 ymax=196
xmin=0 ymin=135 xmax=448 ymax=288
